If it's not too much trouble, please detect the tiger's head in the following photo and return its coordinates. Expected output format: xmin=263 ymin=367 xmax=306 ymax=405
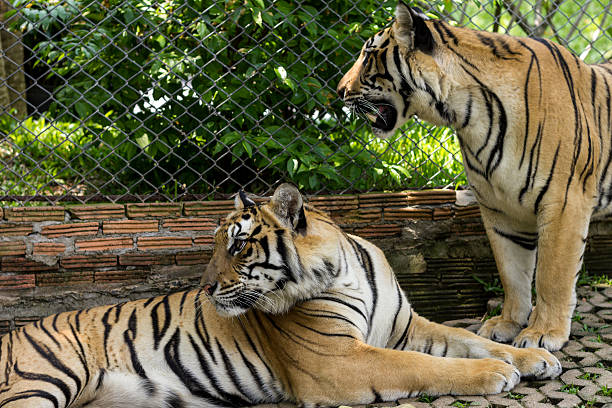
xmin=337 ymin=2 xmax=454 ymax=137
xmin=201 ymin=183 xmax=335 ymax=316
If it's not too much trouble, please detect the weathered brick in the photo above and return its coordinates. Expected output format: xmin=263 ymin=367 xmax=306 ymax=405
xmin=358 ymin=208 xmax=383 ymax=221
xmin=68 ymin=204 xmax=125 ymax=220
xmin=0 ymin=223 xmax=33 ymax=236
xmin=61 ymin=254 xmax=117 ymax=269
xmin=0 ymin=274 xmax=35 ymax=289
xmin=176 ymin=250 xmax=212 ymax=265
xmin=119 ymin=253 xmax=174 ymax=266
xmin=358 ymin=192 xmax=408 ymax=208
xmin=103 ymin=220 xmax=158 ymax=234
xmin=126 ymin=203 xmax=181 ymax=218
xmin=433 ymin=207 xmax=454 ymax=220
xmin=354 ymin=224 xmax=402 ymax=238
xmin=76 ymin=237 xmax=133 ymax=252
xmin=14 ymin=317 xmax=40 ymax=327
xmin=5 ymin=207 xmax=64 ymax=222
xmin=0 ymin=240 xmax=26 ymax=256
xmin=193 ymin=235 xmax=214 ymax=247
xmin=308 ymin=195 xmax=359 ymax=211
xmin=405 ymin=189 xmax=456 ymax=205
xmin=36 ymin=271 xmax=94 ymax=286
xmin=33 ymin=242 xmax=66 ymax=257
xmin=41 ymin=222 xmax=99 ymax=238
xmin=454 ymin=205 xmax=481 ymax=219
xmin=384 ymin=207 xmax=432 ymax=221
xmin=184 ymin=201 xmax=234 ymax=217
xmin=137 ymin=236 xmax=192 ymax=251
xmin=1 ymin=256 xmax=58 ymax=272
xmin=163 ymin=218 xmax=216 ymax=232
xmin=0 ymin=320 xmax=11 ymax=336
xmin=94 ymin=269 xmax=149 ymax=283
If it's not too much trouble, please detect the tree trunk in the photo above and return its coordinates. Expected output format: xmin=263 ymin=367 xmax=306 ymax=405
xmin=1 ymin=0 xmax=27 ymax=119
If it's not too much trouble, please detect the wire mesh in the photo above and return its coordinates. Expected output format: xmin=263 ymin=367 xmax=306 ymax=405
xmin=0 ymin=0 xmax=610 ymax=204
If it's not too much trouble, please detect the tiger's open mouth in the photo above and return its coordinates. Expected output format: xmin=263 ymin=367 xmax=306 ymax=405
xmin=362 ymin=99 xmax=397 ymax=133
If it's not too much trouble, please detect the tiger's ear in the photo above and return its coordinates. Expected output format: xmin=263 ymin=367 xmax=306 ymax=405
xmin=270 ymin=183 xmax=307 ymax=234
xmin=235 ymin=190 xmax=256 ymax=210
xmin=394 ymin=1 xmax=434 ymax=54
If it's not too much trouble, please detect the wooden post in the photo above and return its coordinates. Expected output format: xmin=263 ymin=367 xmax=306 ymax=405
xmin=0 ymin=0 xmax=27 ymax=118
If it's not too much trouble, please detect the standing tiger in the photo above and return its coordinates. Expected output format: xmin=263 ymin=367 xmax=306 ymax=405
xmin=337 ymin=1 xmax=612 ymax=352
xmin=0 ymin=184 xmax=560 ymax=407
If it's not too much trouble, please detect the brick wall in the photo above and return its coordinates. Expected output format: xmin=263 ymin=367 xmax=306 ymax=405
xmin=1 ymin=190 xmax=611 ymax=335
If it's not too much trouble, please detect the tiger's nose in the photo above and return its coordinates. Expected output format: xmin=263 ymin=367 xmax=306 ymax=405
xmin=337 ymin=84 xmax=346 ymax=99
xmin=203 ymin=282 xmax=218 ymax=296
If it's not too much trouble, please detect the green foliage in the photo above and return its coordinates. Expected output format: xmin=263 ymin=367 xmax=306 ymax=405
xmin=561 ymin=384 xmax=580 ymax=394
xmin=7 ymin=0 xmax=607 ymax=199
xmin=598 ymin=385 xmax=612 ymax=397
xmin=6 ymin=0 xmax=465 ymax=199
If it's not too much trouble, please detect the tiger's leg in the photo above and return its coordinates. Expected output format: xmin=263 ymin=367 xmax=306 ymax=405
xmin=403 ymin=312 xmax=561 ymax=379
xmin=291 ymin=339 xmax=520 ymax=407
xmin=477 ymin=209 xmax=537 ymax=343
xmin=512 ymin=200 xmax=591 ymax=351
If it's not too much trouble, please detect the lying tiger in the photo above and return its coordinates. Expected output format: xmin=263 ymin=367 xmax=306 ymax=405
xmin=337 ymin=1 xmax=612 ymax=351
xmin=0 ymin=184 xmax=560 ymax=407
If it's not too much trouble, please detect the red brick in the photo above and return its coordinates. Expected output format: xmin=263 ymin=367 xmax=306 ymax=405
xmin=0 ymin=320 xmax=10 ymax=335
xmin=0 ymin=274 xmax=35 ymax=289
xmin=354 ymin=224 xmax=402 ymax=238
xmin=137 ymin=236 xmax=192 ymax=251
xmin=61 ymin=255 xmax=117 ymax=269
xmin=163 ymin=218 xmax=216 ymax=232
xmin=33 ymin=242 xmax=66 ymax=257
xmin=384 ymin=207 xmax=433 ymax=221
xmin=0 ymin=240 xmax=26 ymax=256
xmin=76 ymin=237 xmax=133 ymax=252
xmin=1 ymin=257 xmax=58 ymax=272
xmin=193 ymin=235 xmax=214 ymax=247
xmin=358 ymin=192 xmax=408 ymax=208
xmin=358 ymin=208 xmax=383 ymax=221
xmin=433 ymin=207 xmax=454 ymax=220
xmin=176 ymin=250 xmax=212 ymax=265
xmin=406 ymin=189 xmax=456 ymax=205
xmin=5 ymin=207 xmax=64 ymax=222
xmin=41 ymin=222 xmax=99 ymax=238
xmin=15 ymin=317 xmax=40 ymax=327
xmin=308 ymin=195 xmax=358 ymax=211
xmin=36 ymin=271 xmax=93 ymax=286
xmin=103 ymin=220 xmax=158 ymax=234
xmin=94 ymin=269 xmax=149 ymax=283
xmin=455 ymin=205 xmax=481 ymax=219
xmin=184 ymin=201 xmax=234 ymax=217
xmin=68 ymin=204 xmax=125 ymax=220
xmin=0 ymin=223 xmax=33 ymax=236
xmin=119 ymin=253 xmax=174 ymax=266
xmin=126 ymin=203 xmax=181 ymax=218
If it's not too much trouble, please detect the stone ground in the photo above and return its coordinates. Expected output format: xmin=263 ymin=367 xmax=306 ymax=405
xmin=254 ymin=285 xmax=612 ymax=408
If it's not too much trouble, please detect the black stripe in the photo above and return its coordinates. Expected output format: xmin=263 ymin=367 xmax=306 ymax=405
xmin=493 ymin=228 xmax=537 ymax=251
xmin=123 ymin=310 xmax=153 ymax=394
xmin=13 ymin=363 xmax=71 ymax=405
xmin=151 ymin=296 xmax=172 ymax=350
xmin=534 ymin=143 xmax=561 ymax=214
xmin=0 ymin=390 xmax=59 ymax=408
xmin=167 ymin=330 xmax=240 ymax=406
xmin=22 ymin=329 xmax=81 ymax=404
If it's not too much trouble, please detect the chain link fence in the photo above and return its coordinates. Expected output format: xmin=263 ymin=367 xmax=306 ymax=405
xmin=0 ymin=0 xmax=610 ymax=204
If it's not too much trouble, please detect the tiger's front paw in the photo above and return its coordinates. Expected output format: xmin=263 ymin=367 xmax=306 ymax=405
xmin=478 ymin=316 xmax=522 ymax=343
xmin=511 ymin=347 xmax=562 ymax=379
xmin=467 ymin=359 xmax=521 ymax=395
xmin=512 ymin=327 xmax=568 ymax=352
